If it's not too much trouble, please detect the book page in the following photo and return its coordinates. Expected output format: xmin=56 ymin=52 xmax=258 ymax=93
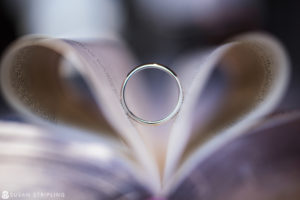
xmin=0 ymin=36 xmax=161 ymax=192
xmin=0 ymin=37 xmax=119 ymax=139
xmin=0 ymin=121 xmax=152 ymax=200
xmin=168 ymin=111 xmax=300 ymax=200
xmin=1 ymin=32 xmax=290 ymax=194
xmin=163 ymin=33 xmax=290 ymax=193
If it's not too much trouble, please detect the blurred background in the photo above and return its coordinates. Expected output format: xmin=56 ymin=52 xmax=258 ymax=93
xmin=0 ymin=0 xmax=299 ymax=118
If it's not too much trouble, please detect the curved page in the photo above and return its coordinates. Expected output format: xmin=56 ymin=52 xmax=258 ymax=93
xmin=0 ymin=121 xmax=152 ymax=200
xmin=164 ymin=33 xmax=290 ymax=193
xmin=0 ymin=36 xmax=160 ymax=192
xmin=168 ymin=111 xmax=300 ymax=200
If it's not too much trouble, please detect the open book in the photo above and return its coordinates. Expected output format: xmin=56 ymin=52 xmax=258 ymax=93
xmin=0 ymin=32 xmax=292 ymax=199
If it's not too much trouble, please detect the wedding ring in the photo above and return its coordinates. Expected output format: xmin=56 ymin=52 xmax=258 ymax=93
xmin=121 ymin=63 xmax=183 ymax=125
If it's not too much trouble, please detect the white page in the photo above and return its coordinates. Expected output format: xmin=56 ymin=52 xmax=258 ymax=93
xmin=0 ymin=121 xmax=151 ymax=199
xmin=0 ymin=36 xmax=161 ymax=192
xmin=163 ymin=33 xmax=290 ymax=194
